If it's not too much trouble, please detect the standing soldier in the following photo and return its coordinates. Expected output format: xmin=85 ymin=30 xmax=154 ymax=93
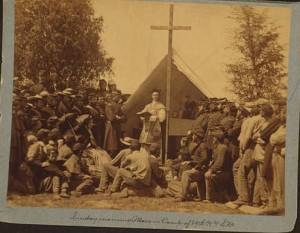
xmin=104 ymin=93 xmax=126 ymax=157
xmin=85 ymin=93 xmax=106 ymax=147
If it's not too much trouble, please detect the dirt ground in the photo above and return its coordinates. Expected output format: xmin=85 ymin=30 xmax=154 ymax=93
xmin=7 ymin=193 xmax=244 ymax=215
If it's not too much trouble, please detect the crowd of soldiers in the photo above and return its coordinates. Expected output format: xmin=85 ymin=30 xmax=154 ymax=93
xmin=8 ymin=70 xmax=287 ymax=215
xmin=167 ymin=97 xmax=286 ymax=215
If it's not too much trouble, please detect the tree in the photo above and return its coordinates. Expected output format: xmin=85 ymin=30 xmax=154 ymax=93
xmin=14 ymin=0 xmax=113 ymax=91
xmin=226 ymin=6 xmax=287 ymax=102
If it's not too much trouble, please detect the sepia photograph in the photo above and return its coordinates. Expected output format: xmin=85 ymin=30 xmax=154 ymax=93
xmin=1 ymin=0 xmax=298 ymax=231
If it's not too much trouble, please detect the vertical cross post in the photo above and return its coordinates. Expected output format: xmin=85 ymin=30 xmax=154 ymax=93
xmin=150 ymin=4 xmax=191 ymax=164
xmin=165 ymin=4 xmax=173 ymax=164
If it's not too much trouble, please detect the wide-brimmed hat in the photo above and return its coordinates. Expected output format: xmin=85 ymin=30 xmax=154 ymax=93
xmin=255 ymin=98 xmax=269 ymax=106
xmin=130 ymin=139 xmax=140 ymax=147
xmin=56 ymin=91 xmax=64 ymax=96
xmin=59 ymin=113 xmax=77 ymax=124
xmin=64 ymin=88 xmax=75 ymax=94
xmin=62 ymin=91 xmax=72 ymax=96
xmin=244 ymin=101 xmax=257 ymax=108
xmin=27 ymin=95 xmax=43 ymax=102
xmin=47 ymin=116 xmax=59 ymax=124
xmin=76 ymin=114 xmax=91 ymax=126
xmin=108 ymin=79 xmax=116 ymax=85
xmin=120 ymin=137 xmax=134 ymax=146
xmin=40 ymin=91 xmax=50 ymax=97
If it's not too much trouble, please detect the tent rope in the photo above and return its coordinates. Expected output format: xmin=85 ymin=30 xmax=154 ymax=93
xmin=173 ymin=49 xmax=215 ymax=97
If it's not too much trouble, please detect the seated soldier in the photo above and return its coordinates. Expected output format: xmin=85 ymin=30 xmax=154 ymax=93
xmin=169 ymin=146 xmax=192 ymax=181
xmin=148 ymin=143 xmax=167 ymax=197
xmin=175 ymin=129 xmax=209 ymax=202
xmin=108 ymin=143 xmax=166 ymax=198
xmin=12 ymin=135 xmax=43 ymax=195
xmin=45 ymin=128 xmax=62 ymax=153
xmin=25 ymin=130 xmax=49 ymax=193
xmin=109 ymin=140 xmax=152 ymax=195
xmin=38 ymin=148 xmax=70 ymax=199
xmin=95 ymin=137 xmax=133 ymax=193
xmin=165 ymin=148 xmax=194 ymax=198
xmin=203 ymin=128 xmax=232 ymax=203
xmin=57 ymin=135 xmax=75 ymax=161
xmin=168 ymin=128 xmax=204 ymax=182
xmin=167 ymin=136 xmax=189 ymax=179
xmin=82 ymin=146 xmax=111 ymax=180
xmin=62 ymin=143 xmax=94 ymax=197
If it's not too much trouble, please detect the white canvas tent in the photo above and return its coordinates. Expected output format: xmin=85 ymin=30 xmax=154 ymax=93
xmin=122 ymin=51 xmax=215 ymax=141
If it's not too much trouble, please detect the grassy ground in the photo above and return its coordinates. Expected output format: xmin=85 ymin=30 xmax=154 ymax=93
xmin=7 ymin=193 xmax=244 ymax=215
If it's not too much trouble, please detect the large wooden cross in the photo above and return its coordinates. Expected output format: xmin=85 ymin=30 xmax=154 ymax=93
xmin=150 ymin=4 xmax=191 ymax=163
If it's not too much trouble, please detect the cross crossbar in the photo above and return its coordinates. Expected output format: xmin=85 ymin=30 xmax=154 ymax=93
xmin=150 ymin=26 xmax=192 ymax=30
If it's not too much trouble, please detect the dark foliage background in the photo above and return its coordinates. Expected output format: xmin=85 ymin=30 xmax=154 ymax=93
xmin=14 ymin=0 xmax=113 ymax=91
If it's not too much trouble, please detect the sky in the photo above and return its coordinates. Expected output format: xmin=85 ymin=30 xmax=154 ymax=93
xmin=91 ymin=0 xmax=291 ymax=99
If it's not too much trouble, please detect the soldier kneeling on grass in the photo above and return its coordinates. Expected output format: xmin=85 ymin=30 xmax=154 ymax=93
xmin=62 ymin=143 xmax=95 ymax=197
